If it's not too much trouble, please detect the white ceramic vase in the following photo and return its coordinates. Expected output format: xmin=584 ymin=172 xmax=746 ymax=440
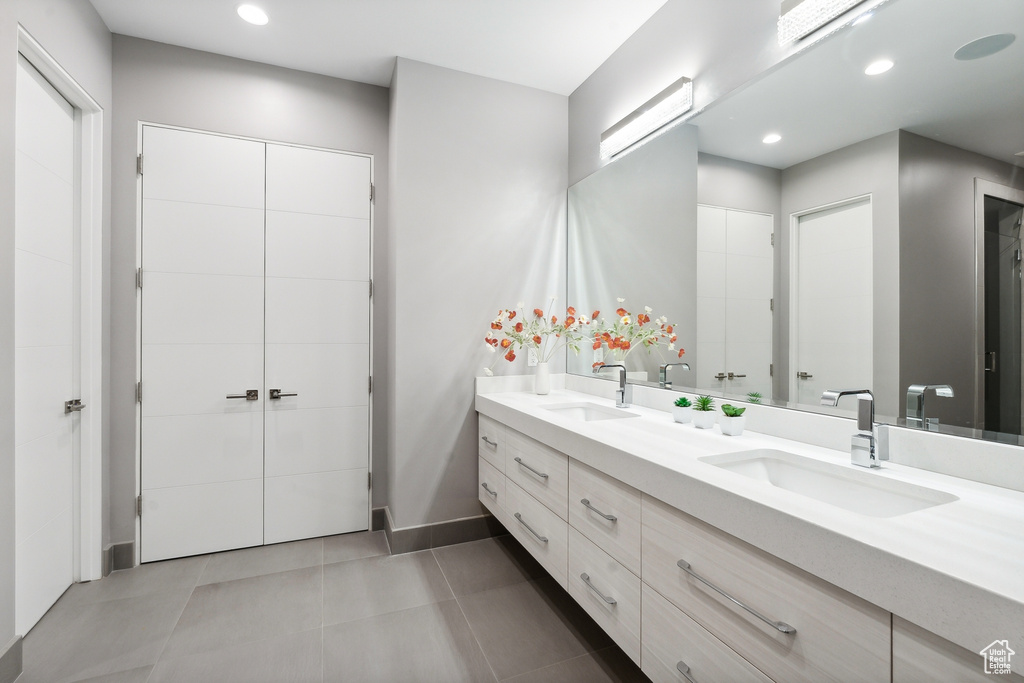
xmin=535 ymin=362 xmax=550 ymax=395
xmin=719 ymin=415 xmax=746 ymax=436
xmin=671 ymin=405 xmax=693 ymax=424
xmin=692 ymin=410 xmax=717 ymax=429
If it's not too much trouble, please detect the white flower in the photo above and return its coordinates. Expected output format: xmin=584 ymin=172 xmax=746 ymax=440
xmin=660 ymin=316 xmax=668 ymax=324
xmin=517 ymin=301 xmax=525 ymax=309
xmin=668 ymin=343 xmax=676 ymax=351
xmin=617 ymin=297 xmax=625 ymax=303
xmin=578 ymin=315 xmax=589 ymax=324
xmin=644 ymin=306 xmax=652 ymax=314
xmin=621 ymin=315 xmax=631 ymax=325
xmin=483 ymin=367 xmax=493 ymax=376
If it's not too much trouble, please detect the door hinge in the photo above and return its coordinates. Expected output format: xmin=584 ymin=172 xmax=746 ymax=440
xmin=369 ymin=279 xmax=373 ymax=298
xmin=770 ymin=298 xmax=774 ymax=312
xmin=136 ymin=267 xmax=143 ymax=289
xmin=136 ymin=494 xmax=142 ymax=517
xmin=137 ymin=154 xmax=144 ymax=176
xmin=770 ymin=232 xmax=775 ymax=247
xmin=369 ymin=182 xmax=375 ymax=203
xmin=368 ymin=472 xmax=372 ymax=490
xmin=770 ymin=363 xmax=774 ymax=377
xmin=136 ymin=381 xmax=142 ymax=403
xmin=368 ymin=376 xmax=373 ymax=394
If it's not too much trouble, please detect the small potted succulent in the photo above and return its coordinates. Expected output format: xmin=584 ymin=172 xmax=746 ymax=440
xmin=746 ymin=391 xmax=762 ymax=404
xmin=671 ymin=396 xmax=692 ymax=424
xmin=692 ymin=395 xmax=717 ymax=429
xmin=719 ymin=404 xmax=747 ymax=436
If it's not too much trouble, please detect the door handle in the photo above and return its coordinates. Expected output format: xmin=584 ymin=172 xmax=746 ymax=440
xmin=796 ymin=372 xmax=813 ymax=379
xmin=64 ymin=399 xmax=86 ymax=413
xmin=727 ymin=372 xmax=747 ymax=379
xmin=268 ymin=389 xmax=298 ymax=400
xmin=227 ymin=389 xmax=259 ymax=400
xmin=713 ymin=373 xmax=727 ymax=380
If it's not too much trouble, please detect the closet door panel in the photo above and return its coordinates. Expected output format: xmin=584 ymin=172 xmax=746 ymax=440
xmin=142 ymin=272 xmax=264 ymax=345
xmin=264 ymin=470 xmax=369 ymax=544
xmin=266 ymin=212 xmax=370 ymax=281
xmin=142 ymin=344 xmax=264 ymax=418
xmin=265 ymin=406 xmax=368 ymax=477
xmin=266 ymin=145 xmax=370 ymax=218
xmin=143 ymin=200 xmax=264 ymax=277
xmin=265 ymin=279 xmax=369 ymax=345
xmin=142 ymin=412 xmax=264 ymax=489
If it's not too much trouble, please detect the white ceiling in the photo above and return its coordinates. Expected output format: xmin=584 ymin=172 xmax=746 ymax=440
xmin=88 ymin=0 xmax=668 ymax=96
xmin=691 ymin=0 xmax=1024 ymax=168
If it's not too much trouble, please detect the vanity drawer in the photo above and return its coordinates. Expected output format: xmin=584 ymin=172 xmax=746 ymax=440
xmin=642 ymin=583 xmax=772 ymax=683
xmin=568 ymin=458 xmax=641 ymax=575
xmin=478 ymin=456 xmax=505 ymax=518
xmin=567 ymin=527 xmax=641 ymax=664
xmin=505 ymin=479 xmax=568 ymax=588
xmin=505 ymin=429 xmax=568 ymax=520
xmin=893 ymin=616 xmax=1024 ymax=683
xmin=642 ymin=494 xmax=890 ymax=683
xmin=478 ymin=414 xmax=505 ymax=471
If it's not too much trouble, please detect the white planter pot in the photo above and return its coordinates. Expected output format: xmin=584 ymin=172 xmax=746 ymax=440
xmin=719 ymin=415 xmax=746 ymax=436
xmin=534 ymin=362 xmax=550 ymax=395
xmin=692 ymin=411 xmax=717 ymax=429
xmin=671 ymin=406 xmax=693 ymax=424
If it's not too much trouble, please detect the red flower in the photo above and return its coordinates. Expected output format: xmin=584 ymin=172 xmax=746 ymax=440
xmin=621 ymin=340 xmax=631 ymax=350
xmin=508 ymin=310 xmax=516 ymax=320
xmin=505 ymin=350 xmax=516 ymax=362
xmin=564 ymin=316 xmax=575 ymax=326
xmin=500 ymin=339 xmax=511 ymax=349
xmin=616 ymin=307 xmax=628 ymax=317
xmin=533 ymin=308 xmax=544 ymax=318
xmin=678 ymin=348 xmax=686 ymax=358
xmin=670 ymin=334 xmax=677 ymax=343
xmin=551 ymin=316 xmax=558 ymax=325
xmin=490 ymin=322 xmax=502 ymax=330
xmin=591 ymin=310 xmax=600 ymax=320
xmin=666 ymin=325 xmax=674 ymax=334
xmin=637 ymin=313 xmax=650 ymax=324
xmin=592 ymin=361 xmax=604 ymax=369
xmin=592 ymin=341 xmax=602 ymax=350
xmin=533 ymin=335 xmax=543 ymax=345
xmin=515 ymin=322 xmax=524 ymax=333
xmin=567 ymin=306 xmax=576 ymax=316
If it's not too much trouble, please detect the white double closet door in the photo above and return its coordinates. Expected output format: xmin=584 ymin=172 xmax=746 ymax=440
xmin=140 ymin=126 xmax=370 ymax=563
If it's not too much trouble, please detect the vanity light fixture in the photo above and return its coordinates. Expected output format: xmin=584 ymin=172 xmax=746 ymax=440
xmin=763 ymin=133 xmax=782 ymax=144
xmin=237 ymin=4 xmax=269 ymax=25
xmin=599 ymin=76 xmax=693 ymax=159
xmin=864 ymin=59 xmax=894 ymax=75
xmin=778 ymin=0 xmax=868 ymax=45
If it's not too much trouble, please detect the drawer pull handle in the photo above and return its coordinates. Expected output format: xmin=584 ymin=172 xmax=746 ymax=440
xmin=514 ymin=457 xmax=549 ymax=480
xmin=580 ymin=498 xmax=617 ymax=522
xmin=481 ymin=482 xmax=498 ymax=498
xmin=676 ymin=559 xmax=796 ymax=634
xmin=675 ymin=661 xmax=697 ymax=683
xmin=514 ymin=512 xmax=548 ymax=543
xmin=481 ymin=436 xmax=498 ymax=447
xmin=580 ymin=573 xmax=617 ymax=605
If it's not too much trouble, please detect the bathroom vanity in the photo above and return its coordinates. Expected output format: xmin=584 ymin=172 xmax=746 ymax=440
xmin=476 ymin=375 xmax=1024 ymax=683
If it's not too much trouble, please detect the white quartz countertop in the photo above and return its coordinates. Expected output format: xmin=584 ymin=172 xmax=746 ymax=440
xmin=476 ymin=387 xmax=1024 ymax=653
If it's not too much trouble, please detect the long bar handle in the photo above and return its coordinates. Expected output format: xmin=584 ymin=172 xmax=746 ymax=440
xmin=580 ymin=498 xmax=617 ymax=522
xmin=580 ymin=573 xmax=617 ymax=605
xmin=677 ymin=559 xmax=796 ymax=634
xmin=513 ymin=512 xmax=548 ymax=543
xmin=676 ymin=661 xmax=697 ymax=683
xmin=227 ymin=389 xmax=259 ymax=400
xmin=481 ymin=483 xmax=498 ymax=498
xmin=268 ymin=389 xmax=297 ymax=400
xmin=481 ymin=436 xmax=498 ymax=447
xmin=514 ymin=456 xmax=549 ymax=480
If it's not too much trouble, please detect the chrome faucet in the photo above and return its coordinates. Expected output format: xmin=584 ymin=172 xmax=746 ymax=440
xmin=821 ymin=389 xmax=888 ymax=468
xmin=906 ymin=384 xmax=954 ymax=430
xmin=659 ymin=362 xmax=691 ymax=389
xmin=594 ymin=363 xmax=632 ymax=408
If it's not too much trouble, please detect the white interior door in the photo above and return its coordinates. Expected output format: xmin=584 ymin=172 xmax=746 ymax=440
xmin=793 ymin=198 xmax=873 ymax=406
xmin=140 ymin=127 xmax=266 ymax=562
xmin=15 ymin=55 xmax=76 ymax=635
xmin=263 ymin=144 xmax=371 ymax=543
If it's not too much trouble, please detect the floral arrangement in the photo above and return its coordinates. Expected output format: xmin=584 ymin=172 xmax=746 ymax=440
xmin=591 ymin=298 xmax=683 ymax=368
xmin=483 ymin=299 xmax=591 ymax=375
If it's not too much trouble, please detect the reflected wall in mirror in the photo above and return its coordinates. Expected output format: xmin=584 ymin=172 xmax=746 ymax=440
xmin=566 ymin=0 xmax=1024 ymax=443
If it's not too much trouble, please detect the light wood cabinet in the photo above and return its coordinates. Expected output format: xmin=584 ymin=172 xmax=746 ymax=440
xmin=478 ymin=414 xmax=505 ymax=471
xmin=478 ymin=456 xmax=505 ymax=517
xmin=642 ymin=494 xmax=890 ymax=683
xmin=505 ymin=479 xmax=568 ymax=588
xmin=893 ymin=616 xmax=1024 ymax=683
xmin=567 ymin=527 xmax=641 ymax=664
xmin=505 ymin=429 xmax=568 ymax=520
xmin=568 ymin=458 xmax=642 ymax=576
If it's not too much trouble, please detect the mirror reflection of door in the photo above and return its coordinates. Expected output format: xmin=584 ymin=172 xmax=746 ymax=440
xmin=983 ymin=195 xmax=1024 ymax=435
xmin=696 ymin=206 xmax=773 ymax=398
xmin=792 ymin=197 xmax=872 ymax=406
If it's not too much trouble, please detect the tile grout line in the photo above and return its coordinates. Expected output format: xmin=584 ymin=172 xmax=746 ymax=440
xmin=142 ymin=554 xmax=212 ymax=683
xmin=431 ymin=547 xmax=502 ymax=683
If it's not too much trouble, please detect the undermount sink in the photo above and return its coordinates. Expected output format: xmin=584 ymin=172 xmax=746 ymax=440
xmin=699 ymin=449 xmax=958 ymax=518
xmin=542 ymin=402 xmax=640 ymax=422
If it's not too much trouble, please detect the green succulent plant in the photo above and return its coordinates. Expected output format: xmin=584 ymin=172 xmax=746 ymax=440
xmin=721 ymin=404 xmax=746 ymax=418
xmin=674 ymin=396 xmax=692 ymax=408
xmin=746 ymin=391 xmax=763 ymax=404
xmin=693 ymin=395 xmax=715 ymax=412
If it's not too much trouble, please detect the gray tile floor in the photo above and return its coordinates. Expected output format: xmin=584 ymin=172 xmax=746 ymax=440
xmin=18 ymin=532 xmax=650 ymax=683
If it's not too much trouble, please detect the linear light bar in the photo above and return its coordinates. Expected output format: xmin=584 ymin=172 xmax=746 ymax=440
xmin=600 ymin=77 xmax=693 ymax=160
xmin=778 ymin=0 xmax=867 ymax=45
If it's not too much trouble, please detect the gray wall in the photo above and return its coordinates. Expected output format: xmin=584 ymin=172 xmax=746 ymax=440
xmin=388 ymin=58 xmax=567 ymax=529
xmin=110 ymin=36 xmax=390 ymax=546
xmin=779 ymin=132 xmax=901 ymax=417
xmin=899 ymin=131 xmax=1024 ymax=428
xmin=0 ymin=0 xmax=112 ymax=649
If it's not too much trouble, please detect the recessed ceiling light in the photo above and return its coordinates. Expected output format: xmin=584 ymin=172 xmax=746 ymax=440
xmin=763 ymin=133 xmax=782 ymax=144
xmin=852 ymin=12 xmax=874 ymax=26
xmin=237 ymin=4 xmax=269 ymax=26
xmin=864 ymin=59 xmax=894 ymax=76
xmin=954 ymin=34 xmax=1015 ymax=61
